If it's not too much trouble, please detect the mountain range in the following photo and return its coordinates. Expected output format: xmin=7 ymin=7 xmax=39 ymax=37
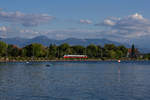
xmin=1 ymin=35 xmax=150 ymax=53
xmin=0 ymin=35 xmax=130 ymax=47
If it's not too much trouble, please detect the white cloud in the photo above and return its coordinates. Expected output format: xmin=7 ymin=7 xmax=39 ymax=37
xmin=79 ymin=19 xmax=92 ymax=24
xmin=0 ymin=10 xmax=55 ymax=27
xmin=103 ymin=19 xmax=116 ymax=26
xmin=96 ymin=13 xmax=150 ymax=38
xmin=0 ymin=26 xmax=130 ymax=43
xmin=2 ymin=11 xmax=150 ymax=44
xmin=128 ymin=13 xmax=144 ymax=20
xmin=0 ymin=26 xmax=7 ymax=32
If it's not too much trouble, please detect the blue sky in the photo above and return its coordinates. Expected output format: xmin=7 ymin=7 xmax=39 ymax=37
xmin=0 ymin=0 xmax=150 ymax=46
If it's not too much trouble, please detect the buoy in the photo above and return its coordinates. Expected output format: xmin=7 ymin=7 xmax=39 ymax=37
xmin=118 ymin=60 xmax=121 ymax=63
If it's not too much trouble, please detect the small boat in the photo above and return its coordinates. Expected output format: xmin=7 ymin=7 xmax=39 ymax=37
xmin=26 ymin=61 xmax=29 ymax=64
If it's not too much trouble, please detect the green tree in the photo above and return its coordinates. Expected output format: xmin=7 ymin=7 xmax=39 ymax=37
xmin=104 ymin=44 xmax=117 ymax=51
xmin=0 ymin=41 xmax=8 ymax=57
xmin=97 ymin=45 xmax=103 ymax=58
xmin=7 ymin=45 xmax=21 ymax=57
xmin=117 ymin=45 xmax=128 ymax=57
xmin=71 ymin=45 xmax=85 ymax=55
xmin=103 ymin=44 xmax=117 ymax=58
xmin=86 ymin=44 xmax=98 ymax=58
xmin=21 ymin=48 xmax=27 ymax=57
xmin=48 ymin=44 xmax=57 ymax=58
xmin=143 ymin=53 xmax=150 ymax=60
xmin=58 ymin=43 xmax=71 ymax=57
xmin=109 ymin=50 xmax=117 ymax=58
xmin=24 ymin=43 xmax=46 ymax=57
xmin=115 ymin=50 xmax=123 ymax=58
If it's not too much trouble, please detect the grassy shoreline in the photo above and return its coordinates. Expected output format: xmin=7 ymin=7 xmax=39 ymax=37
xmin=0 ymin=57 xmax=148 ymax=62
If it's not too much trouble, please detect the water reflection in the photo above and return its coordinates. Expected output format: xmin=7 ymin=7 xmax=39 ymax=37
xmin=118 ymin=66 xmax=120 ymax=83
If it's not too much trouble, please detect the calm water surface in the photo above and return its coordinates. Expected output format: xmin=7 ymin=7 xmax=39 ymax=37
xmin=0 ymin=61 xmax=150 ymax=100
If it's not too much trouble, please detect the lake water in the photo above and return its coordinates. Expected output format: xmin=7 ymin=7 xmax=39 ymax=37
xmin=0 ymin=61 xmax=150 ymax=100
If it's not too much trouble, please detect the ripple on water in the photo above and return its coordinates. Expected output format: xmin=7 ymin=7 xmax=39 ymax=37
xmin=0 ymin=61 xmax=150 ymax=100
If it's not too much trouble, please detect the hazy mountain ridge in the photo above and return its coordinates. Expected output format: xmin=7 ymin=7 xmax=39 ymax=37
xmin=0 ymin=36 xmax=130 ymax=47
xmin=1 ymin=36 xmax=150 ymax=53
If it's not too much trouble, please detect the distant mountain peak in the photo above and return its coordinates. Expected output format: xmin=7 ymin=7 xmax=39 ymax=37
xmin=32 ymin=35 xmax=50 ymax=40
xmin=0 ymin=36 xmax=149 ymax=53
xmin=0 ymin=36 xmax=129 ymax=48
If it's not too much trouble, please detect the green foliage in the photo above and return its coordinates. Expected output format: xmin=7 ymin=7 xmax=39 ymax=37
xmin=21 ymin=48 xmax=27 ymax=57
xmin=71 ymin=45 xmax=85 ymax=55
xmin=103 ymin=44 xmax=116 ymax=58
xmin=103 ymin=44 xmax=128 ymax=59
xmin=86 ymin=44 xmax=98 ymax=58
xmin=143 ymin=53 xmax=150 ymax=60
xmin=48 ymin=44 xmax=57 ymax=58
xmin=97 ymin=45 xmax=103 ymax=58
xmin=7 ymin=45 xmax=21 ymax=57
xmin=117 ymin=45 xmax=128 ymax=57
xmin=104 ymin=44 xmax=117 ymax=51
xmin=0 ymin=41 xmax=134 ymax=60
xmin=0 ymin=41 xmax=8 ymax=57
xmin=109 ymin=50 xmax=117 ymax=58
xmin=23 ymin=43 xmax=46 ymax=57
xmin=58 ymin=43 xmax=71 ymax=57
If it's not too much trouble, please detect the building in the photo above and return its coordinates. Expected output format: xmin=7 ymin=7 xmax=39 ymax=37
xmin=127 ymin=48 xmax=143 ymax=58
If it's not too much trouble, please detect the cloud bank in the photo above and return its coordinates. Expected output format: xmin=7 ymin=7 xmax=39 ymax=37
xmin=79 ymin=19 xmax=92 ymax=24
xmin=97 ymin=13 xmax=150 ymax=38
xmin=0 ymin=10 xmax=54 ymax=27
xmin=1 ymin=12 xmax=150 ymax=45
xmin=0 ymin=26 xmax=7 ymax=32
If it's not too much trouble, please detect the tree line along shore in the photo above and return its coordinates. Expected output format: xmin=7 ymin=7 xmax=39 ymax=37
xmin=0 ymin=41 xmax=150 ymax=62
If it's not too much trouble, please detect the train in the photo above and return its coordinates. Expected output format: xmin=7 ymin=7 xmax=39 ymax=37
xmin=63 ymin=55 xmax=88 ymax=58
